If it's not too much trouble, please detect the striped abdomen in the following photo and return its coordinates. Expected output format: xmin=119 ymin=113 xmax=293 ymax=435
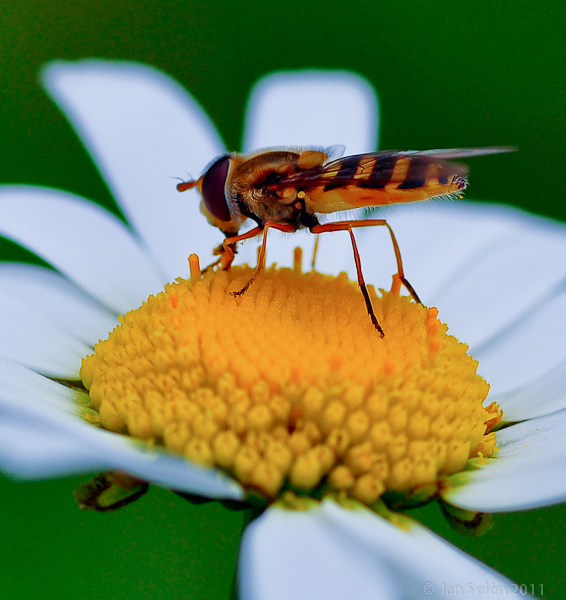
xmin=303 ymin=151 xmax=468 ymax=214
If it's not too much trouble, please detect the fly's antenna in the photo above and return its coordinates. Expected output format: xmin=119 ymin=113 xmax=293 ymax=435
xmin=176 ymin=177 xmax=198 ymax=192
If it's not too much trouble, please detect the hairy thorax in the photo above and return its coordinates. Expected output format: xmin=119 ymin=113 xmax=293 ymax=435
xmin=231 ymin=150 xmax=308 ymax=227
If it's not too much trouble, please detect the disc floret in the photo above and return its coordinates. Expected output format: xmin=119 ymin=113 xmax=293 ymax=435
xmin=80 ymin=256 xmax=497 ymax=507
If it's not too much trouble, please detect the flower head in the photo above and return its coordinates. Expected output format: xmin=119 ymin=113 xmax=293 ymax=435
xmin=1 ymin=59 xmax=565 ymax=598
xmin=80 ymin=259 xmax=494 ymax=505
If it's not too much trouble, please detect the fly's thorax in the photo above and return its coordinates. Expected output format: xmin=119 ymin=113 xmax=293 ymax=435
xmin=230 ymin=150 xmax=305 ymax=226
xmin=231 ymin=187 xmax=305 ymax=226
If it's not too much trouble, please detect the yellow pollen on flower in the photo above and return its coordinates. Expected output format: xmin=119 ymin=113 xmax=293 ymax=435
xmin=80 ymin=254 xmax=497 ymax=505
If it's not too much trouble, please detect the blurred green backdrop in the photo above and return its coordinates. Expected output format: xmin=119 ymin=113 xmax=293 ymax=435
xmin=1 ymin=0 xmax=564 ymax=598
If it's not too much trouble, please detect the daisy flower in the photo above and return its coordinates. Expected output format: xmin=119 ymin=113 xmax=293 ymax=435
xmin=1 ymin=59 xmax=564 ymax=599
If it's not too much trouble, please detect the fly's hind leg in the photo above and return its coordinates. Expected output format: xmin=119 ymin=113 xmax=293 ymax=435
xmin=313 ymin=219 xmax=421 ymax=303
xmin=310 ymin=219 xmax=421 ymax=336
xmin=310 ymin=222 xmax=384 ymax=336
xmin=378 ymin=221 xmax=421 ymax=305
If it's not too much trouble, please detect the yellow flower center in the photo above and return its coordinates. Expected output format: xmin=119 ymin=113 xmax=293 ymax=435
xmin=80 ymin=253 xmax=498 ymax=506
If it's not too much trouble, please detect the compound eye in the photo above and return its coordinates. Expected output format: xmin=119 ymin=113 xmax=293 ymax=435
xmin=201 ymin=155 xmax=231 ymax=222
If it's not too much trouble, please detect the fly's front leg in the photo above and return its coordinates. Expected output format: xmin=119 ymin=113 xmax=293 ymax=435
xmin=201 ymin=256 xmax=223 ymax=274
xmin=213 ymin=241 xmax=236 ymax=270
xmin=206 ymin=226 xmax=265 ymax=274
xmin=230 ymin=222 xmax=297 ymax=298
xmin=202 ymin=240 xmax=241 ymax=273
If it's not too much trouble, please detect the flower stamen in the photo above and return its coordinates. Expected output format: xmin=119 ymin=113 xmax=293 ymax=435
xmin=189 ymin=253 xmax=202 ymax=283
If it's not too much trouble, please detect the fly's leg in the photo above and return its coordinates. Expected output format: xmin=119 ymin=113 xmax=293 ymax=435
xmin=310 ymin=219 xmax=421 ymax=336
xmin=312 ymin=219 xmax=421 ymax=303
xmin=310 ymin=222 xmax=383 ymax=336
xmin=206 ymin=226 xmax=265 ymax=274
xmin=229 ymin=222 xmax=297 ymax=298
xmin=201 ymin=255 xmax=223 ymax=274
xmin=311 ymin=235 xmax=320 ymax=271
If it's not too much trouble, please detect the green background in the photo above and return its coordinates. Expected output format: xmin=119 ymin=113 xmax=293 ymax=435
xmin=0 ymin=0 xmax=564 ymax=598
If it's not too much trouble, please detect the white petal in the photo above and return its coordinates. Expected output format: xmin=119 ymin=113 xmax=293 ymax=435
xmin=243 ymin=71 xmax=378 ymax=155
xmin=0 ymin=358 xmax=91 ymax=416
xmin=0 ymin=416 xmax=106 ymax=477
xmin=428 ymin=210 xmax=566 ymax=351
xmin=0 ymin=262 xmax=118 ymax=346
xmin=43 ymin=60 xmax=226 ymax=281
xmin=492 ymin=357 xmax=566 ymax=421
xmin=357 ymin=202 xmax=535 ymax=307
xmin=0 ymin=186 xmax=164 ymax=314
xmin=356 ymin=202 xmax=566 ymax=328
xmin=0 ymin=360 xmax=243 ymax=499
xmin=474 ymin=288 xmax=566 ymax=395
xmin=0 ymin=360 xmax=104 ymax=472
xmin=442 ymin=408 xmax=566 ymax=512
xmin=0 ymin=291 xmax=91 ymax=378
xmin=319 ymin=201 xmax=519 ymax=319
xmin=240 ymin=500 xmax=517 ymax=600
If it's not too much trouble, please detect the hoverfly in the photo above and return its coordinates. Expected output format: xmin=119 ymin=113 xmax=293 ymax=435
xmin=177 ymin=146 xmax=513 ymax=336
